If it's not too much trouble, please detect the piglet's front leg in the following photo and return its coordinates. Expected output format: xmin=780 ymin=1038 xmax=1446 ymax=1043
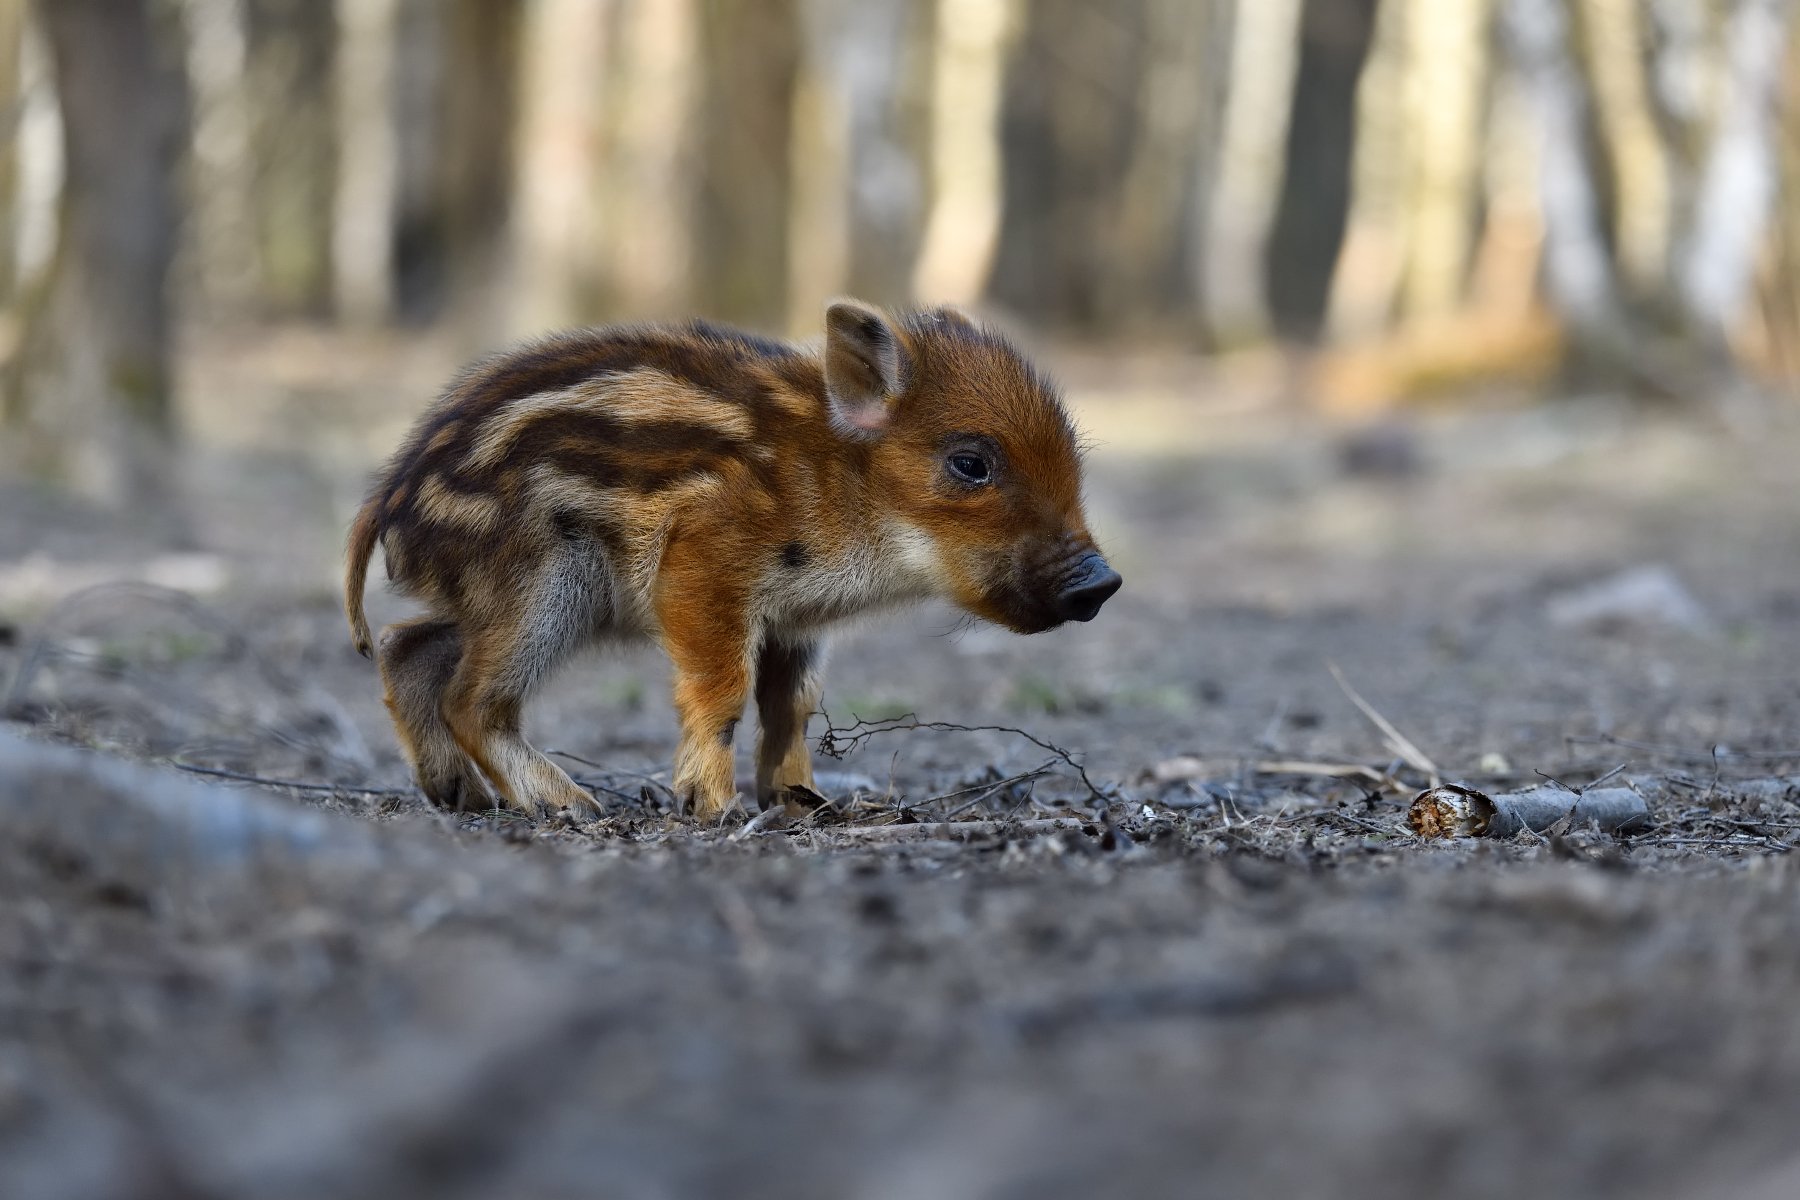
xmin=656 ymin=566 xmax=752 ymax=824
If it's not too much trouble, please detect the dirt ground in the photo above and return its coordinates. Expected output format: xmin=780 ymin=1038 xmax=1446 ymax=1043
xmin=3 ymin=334 xmax=1800 ymax=1199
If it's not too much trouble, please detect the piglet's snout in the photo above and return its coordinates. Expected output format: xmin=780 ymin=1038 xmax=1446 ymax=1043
xmin=1056 ymin=552 xmax=1122 ymax=623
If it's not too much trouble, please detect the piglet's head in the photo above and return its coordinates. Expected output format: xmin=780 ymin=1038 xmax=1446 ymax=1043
xmin=824 ymin=299 xmax=1121 ymax=634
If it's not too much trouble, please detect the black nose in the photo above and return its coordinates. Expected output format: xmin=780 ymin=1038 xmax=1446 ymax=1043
xmin=1057 ymin=554 xmax=1122 ymax=623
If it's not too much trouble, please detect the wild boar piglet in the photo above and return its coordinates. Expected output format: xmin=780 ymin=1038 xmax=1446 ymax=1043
xmin=345 ymin=300 xmax=1121 ymax=821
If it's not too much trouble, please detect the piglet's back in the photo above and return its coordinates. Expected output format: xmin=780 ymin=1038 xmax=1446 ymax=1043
xmin=363 ymin=323 xmax=823 ymax=617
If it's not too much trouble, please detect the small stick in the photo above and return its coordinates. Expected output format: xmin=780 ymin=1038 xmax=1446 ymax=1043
xmin=1635 ymin=835 xmax=1792 ymax=852
xmin=816 ymin=817 xmax=1088 ymax=843
xmin=938 ymin=761 xmax=1058 ymax=820
xmin=1566 ymin=734 xmax=1800 ymax=764
xmin=1583 ymin=762 xmax=1630 ymax=791
xmin=172 ymin=761 xmax=414 ymax=798
xmin=1326 ymin=662 xmax=1441 ymax=783
xmin=728 ymin=806 xmax=787 ymax=842
xmin=1254 ymin=760 xmax=1392 ymax=784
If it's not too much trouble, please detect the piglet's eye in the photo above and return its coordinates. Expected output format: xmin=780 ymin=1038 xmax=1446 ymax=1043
xmin=947 ymin=452 xmax=991 ymax=484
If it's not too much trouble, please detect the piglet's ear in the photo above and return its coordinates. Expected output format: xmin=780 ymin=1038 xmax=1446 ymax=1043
xmin=824 ymin=299 xmax=909 ymax=440
xmin=929 ymin=304 xmax=980 ymax=332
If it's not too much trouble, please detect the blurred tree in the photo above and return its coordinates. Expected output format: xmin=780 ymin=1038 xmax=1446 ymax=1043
xmin=333 ymin=0 xmax=399 ymax=324
xmin=989 ymin=0 xmax=1152 ymax=330
xmin=1398 ymin=0 xmax=1491 ymax=323
xmin=1672 ymin=0 xmax=1792 ymax=351
xmin=912 ymin=0 xmax=1017 ymax=307
xmin=1507 ymin=0 xmax=1795 ymax=394
xmin=598 ymin=0 xmax=698 ymax=319
xmin=1099 ymin=0 xmax=1233 ymax=334
xmin=1504 ymin=0 xmax=1630 ymax=364
xmin=693 ymin=0 xmax=800 ymax=327
xmin=6 ymin=0 xmax=189 ymax=509
xmin=242 ymin=0 xmax=336 ymax=317
xmin=1205 ymin=0 xmax=1300 ymax=345
xmin=836 ymin=0 xmax=935 ymax=308
xmin=1264 ymin=0 xmax=1379 ymax=344
xmin=0 ymin=3 xmax=22 ymax=308
xmin=391 ymin=0 xmax=522 ymax=326
xmin=788 ymin=0 xmax=934 ymax=324
xmin=509 ymin=0 xmax=611 ymax=332
xmin=1767 ymin=17 xmax=1800 ymax=378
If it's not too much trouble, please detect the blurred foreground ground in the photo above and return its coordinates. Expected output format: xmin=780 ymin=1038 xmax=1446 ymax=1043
xmin=3 ymin=334 xmax=1800 ymax=1199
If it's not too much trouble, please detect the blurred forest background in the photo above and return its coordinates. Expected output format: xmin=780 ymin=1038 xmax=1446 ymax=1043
xmin=0 ymin=0 xmax=1796 ymax=511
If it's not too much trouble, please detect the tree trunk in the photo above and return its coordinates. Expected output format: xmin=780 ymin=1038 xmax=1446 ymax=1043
xmin=0 ymin=2 xmax=24 ymax=308
xmin=692 ymin=0 xmax=801 ymax=328
xmin=7 ymin=0 xmax=188 ymax=510
xmin=789 ymin=0 xmax=935 ymax=321
xmin=391 ymin=0 xmax=523 ymax=327
xmin=988 ymin=0 xmax=1152 ymax=330
xmin=509 ymin=0 xmax=613 ymax=333
xmin=912 ymin=0 xmax=1017 ymax=307
xmin=595 ymin=0 xmax=698 ymax=320
xmin=1263 ymin=0 xmax=1380 ymax=344
xmin=1399 ymin=0 xmax=1492 ymax=322
xmin=334 ymin=0 xmax=400 ymax=325
xmin=1580 ymin=0 xmax=1671 ymax=297
xmin=1675 ymin=0 xmax=1794 ymax=346
xmin=1502 ymin=0 xmax=1626 ymax=347
xmin=1099 ymin=0 xmax=1233 ymax=336
xmin=242 ymin=0 xmax=337 ymax=317
xmin=1205 ymin=0 xmax=1303 ymax=346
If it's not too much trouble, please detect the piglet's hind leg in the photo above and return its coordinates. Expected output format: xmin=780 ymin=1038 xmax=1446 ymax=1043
xmin=378 ymin=619 xmax=491 ymax=809
xmin=440 ymin=564 xmax=602 ymax=817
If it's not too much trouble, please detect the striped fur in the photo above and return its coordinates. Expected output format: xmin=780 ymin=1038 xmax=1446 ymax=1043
xmin=346 ymin=301 xmax=1113 ymax=822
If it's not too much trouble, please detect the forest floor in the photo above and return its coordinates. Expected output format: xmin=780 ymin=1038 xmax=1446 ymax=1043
xmin=3 ymin=333 xmax=1800 ymax=1199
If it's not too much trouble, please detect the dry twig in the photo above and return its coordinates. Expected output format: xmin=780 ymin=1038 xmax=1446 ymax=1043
xmin=173 ymin=761 xmax=414 ymax=799
xmin=815 ymin=711 xmax=1108 ymax=801
xmin=1326 ymin=662 xmax=1441 ymax=784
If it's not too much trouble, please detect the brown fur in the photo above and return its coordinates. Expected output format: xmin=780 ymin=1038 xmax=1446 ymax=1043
xmin=345 ymin=301 xmax=1117 ymax=821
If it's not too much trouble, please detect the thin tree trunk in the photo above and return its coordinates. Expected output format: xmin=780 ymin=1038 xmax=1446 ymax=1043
xmin=693 ymin=0 xmax=800 ymax=328
xmin=1502 ymin=0 xmax=1625 ymax=346
xmin=1581 ymin=0 xmax=1671 ymax=296
xmin=334 ymin=0 xmax=399 ymax=324
xmin=912 ymin=0 xmax=1017 ymax=306
xmin=0 ymin=2 xmax=24 ymax=307
xmin=1399 ymin=0 xmax=1491 ymax=322
xmin=597 ymin=0 xmax=697 ymax=319
xmin=242 ymin=0 xmax=337 ymax=317
xmin=391 ymin=0 xmax=522 ymax=327
xmin=1264 ymin=0 xmax=1380 ymax=344
xmin=509 ymin=0 xmax=612 ymax=333
xmin=1202 ymin=0 xmax=1302 ymax=345
xmin=8 ymin=0 xmax=188 ymax=510
xmin=1099 ymin=0 xmax=1231 ymax=335
xmin=988 ymin=0 xmax=1151 ymax=330
xmin=793 ymin=0 xmax=933 ymax=319
xmin=1764 ymin=15 xmax=1800 ymax=382
xmin=1327 ymin=0 xmax=1407 ymax=342
xmin=1676 ymin=0 xmax=1794 ymax=344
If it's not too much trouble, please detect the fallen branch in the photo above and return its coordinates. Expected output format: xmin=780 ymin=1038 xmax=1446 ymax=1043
xmin=1409 ymin=783 xmax=1649 ymax=838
